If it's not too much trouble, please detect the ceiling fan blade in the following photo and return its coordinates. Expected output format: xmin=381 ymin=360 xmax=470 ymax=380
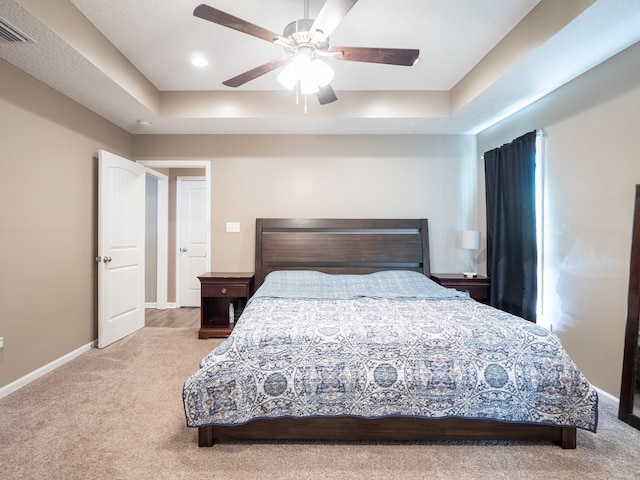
xmin=194 ymin=4 xmax=284 ymax=44
xmin=311 ymin=0 xmax=359 ymax=40
xmin=328 ymin=46 xmax=420 ymax=66
xmin=223 ymin=58 xmax=290 ymax=87
xmin=317 ymin=84 xmax=338 ymax=105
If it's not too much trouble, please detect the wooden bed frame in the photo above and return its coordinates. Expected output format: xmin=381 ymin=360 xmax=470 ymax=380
xmin=198 ymin=218 xmax=577 ymax=448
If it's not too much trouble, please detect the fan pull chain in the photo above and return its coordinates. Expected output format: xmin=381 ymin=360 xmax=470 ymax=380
xmin=293 ymin=81 xmax=308 ymax=114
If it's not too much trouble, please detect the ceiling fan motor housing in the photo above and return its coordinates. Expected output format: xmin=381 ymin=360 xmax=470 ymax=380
xmin=282 ymin=19 xmax=329 ymax=55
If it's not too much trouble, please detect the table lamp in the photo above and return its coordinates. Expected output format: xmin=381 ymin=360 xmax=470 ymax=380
xmin=460 ymin=230 xmax=481 ymax=278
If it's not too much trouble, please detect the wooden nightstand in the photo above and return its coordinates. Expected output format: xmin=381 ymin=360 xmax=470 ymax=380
xmin=430 ymin=273 xmax=491 ymax=304
xmin=197 ymin=272 xmax=254 ymax=338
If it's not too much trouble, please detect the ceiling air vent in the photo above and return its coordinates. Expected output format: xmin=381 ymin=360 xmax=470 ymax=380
xmin=0 ymin=18 xmax=33 ymax=43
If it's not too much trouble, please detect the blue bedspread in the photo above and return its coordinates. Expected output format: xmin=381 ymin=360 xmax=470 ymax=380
xmin=183 ymin=271 xmax=598 ymax=432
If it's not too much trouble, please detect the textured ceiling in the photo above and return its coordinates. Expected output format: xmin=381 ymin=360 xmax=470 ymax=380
xmin=1 ymin=0 xmax=639 ymax=135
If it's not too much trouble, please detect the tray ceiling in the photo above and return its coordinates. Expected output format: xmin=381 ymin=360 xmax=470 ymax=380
xmin=1 ymin=0 xmax=639 ymax=134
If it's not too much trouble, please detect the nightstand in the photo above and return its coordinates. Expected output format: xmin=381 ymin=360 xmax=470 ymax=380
xmin=198 ymin=272 xmax=254 ymax=338
xmin=429 ymin=273 xmax=491 ymax=304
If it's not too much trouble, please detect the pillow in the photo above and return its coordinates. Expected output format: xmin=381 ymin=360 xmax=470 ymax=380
xmin=253 ymin=270 xmax=468 ymax=300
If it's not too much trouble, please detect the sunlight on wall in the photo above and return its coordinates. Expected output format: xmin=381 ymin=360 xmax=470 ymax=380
xmin=536 ymin=130 xmax=548 ymax=329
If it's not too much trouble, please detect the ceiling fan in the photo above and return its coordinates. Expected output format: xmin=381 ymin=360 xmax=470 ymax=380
xmin=193 ymin=0 xmax=420 ymax=105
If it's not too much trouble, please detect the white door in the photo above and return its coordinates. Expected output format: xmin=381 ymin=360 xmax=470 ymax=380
xmin=177 ymin=177 xmax=207 ymax=307
xmin=97 ymin=150 xmax=145 ymax=348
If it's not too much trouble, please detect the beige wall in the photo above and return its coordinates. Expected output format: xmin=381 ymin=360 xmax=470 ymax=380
xmin=145 ymin=173 xmax=159 ymax=302
xmin=0 ymin=59 xmax=131 ymax=387
xmin=478 ymin=41 xmax=640 ymax=397
xmin=132 ymin=135 xmax=479 ymax=275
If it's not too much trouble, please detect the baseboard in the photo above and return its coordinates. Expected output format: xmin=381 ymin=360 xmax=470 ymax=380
xmin=145 ymin=302 xmax=179 ymax=309
xmin=0 ymin=340 xmax=96 ymax=400
xmin=594 ymin=386 xmax=619 ymax=408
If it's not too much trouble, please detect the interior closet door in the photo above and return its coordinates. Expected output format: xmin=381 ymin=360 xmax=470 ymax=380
xmin=177 ymin=177 xmax=207 ymax=307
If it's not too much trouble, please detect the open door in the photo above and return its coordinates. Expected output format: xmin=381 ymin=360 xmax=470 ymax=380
xmin=97 ymin=150 xmax=145 ymax=348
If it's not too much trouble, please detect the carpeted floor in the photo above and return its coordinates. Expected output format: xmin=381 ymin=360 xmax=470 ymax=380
xmin=1 ymin=325 xmax=640 ymax=480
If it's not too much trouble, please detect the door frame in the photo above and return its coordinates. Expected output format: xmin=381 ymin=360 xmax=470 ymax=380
xmin=138 ymin=160 xmax=212 ymax=306
xmin=145 ymin=168 xmax=169 ymax=309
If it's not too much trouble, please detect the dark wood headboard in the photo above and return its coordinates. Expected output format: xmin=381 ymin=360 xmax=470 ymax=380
xmin=254 ymin=218 xmax=430 ymax=288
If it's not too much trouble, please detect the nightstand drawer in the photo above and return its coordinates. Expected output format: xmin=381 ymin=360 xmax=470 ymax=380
xmin=429 ymin=274 xmax=490 ymax=303
xmin=201 ymin=284 xmax=249 ymax=298
xmin=458 ymin=283 xmax=489 ymax=300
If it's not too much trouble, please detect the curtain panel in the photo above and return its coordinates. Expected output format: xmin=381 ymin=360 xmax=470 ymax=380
xmin=484 ymin=130 xmax=537 ymax=322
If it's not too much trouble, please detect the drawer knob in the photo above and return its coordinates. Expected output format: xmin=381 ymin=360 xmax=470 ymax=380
xmin=220 ymin=287 xmax=227 ymax=294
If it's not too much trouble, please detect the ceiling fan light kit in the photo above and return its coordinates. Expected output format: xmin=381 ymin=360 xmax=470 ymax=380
xmin=277 ymin=55 xmax=335 ymax=93
xmin=193 ymin=0 xmax=419 ymax=106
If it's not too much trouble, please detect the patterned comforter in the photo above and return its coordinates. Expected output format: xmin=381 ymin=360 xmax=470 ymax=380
xmin=183 ymin=271 xmax=598 ymax=432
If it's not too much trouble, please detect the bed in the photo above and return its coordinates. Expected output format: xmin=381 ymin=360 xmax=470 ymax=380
xmin=183 ymin=218 xmax=598 ymax=448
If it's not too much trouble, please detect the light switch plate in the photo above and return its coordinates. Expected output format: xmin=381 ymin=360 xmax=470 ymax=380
xmin=226 ymin=222 xmax=240 ymax=233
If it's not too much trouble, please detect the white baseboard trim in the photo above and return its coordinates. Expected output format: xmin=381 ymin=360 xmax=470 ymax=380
xmin=594 ymin=386 xmax=619 ymax=408
xmin=0 ymin=340 xmax=96 ymax=400
xmin=145 ymin=302 xmax=179 ymax=309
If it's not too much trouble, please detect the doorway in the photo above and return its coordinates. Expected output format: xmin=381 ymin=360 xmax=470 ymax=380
xmin=139 ymin=160 xmax=211 ymax=308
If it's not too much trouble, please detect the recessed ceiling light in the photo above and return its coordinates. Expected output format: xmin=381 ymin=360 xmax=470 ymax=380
xmin=191 ymin=55 xmax=209 ymax=68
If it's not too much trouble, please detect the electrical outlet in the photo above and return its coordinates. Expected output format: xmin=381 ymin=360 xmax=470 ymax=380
xmin=226 ymin=222 xmax=240 ymax=233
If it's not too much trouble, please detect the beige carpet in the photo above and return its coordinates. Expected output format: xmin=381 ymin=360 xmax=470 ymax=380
xmin=1 ymin=326 xmax=640 ymax=480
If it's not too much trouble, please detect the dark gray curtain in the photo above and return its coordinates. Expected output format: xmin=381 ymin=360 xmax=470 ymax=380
xmin=484 ymin=130 xmax=537 ymax=322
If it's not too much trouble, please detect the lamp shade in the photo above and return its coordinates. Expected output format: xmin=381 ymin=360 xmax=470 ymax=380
xmin=300 ymin=76 xmax=319 ymax=94
xmin=277 ymin=53 xmax=312 ymax=90
xmin=460 ymin=230 xmax=481 ymax=250
xmin=310 ymin=59 xmax=334 ymax=87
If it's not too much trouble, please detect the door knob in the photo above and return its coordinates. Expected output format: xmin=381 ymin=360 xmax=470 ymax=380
xmin=180 ymin=248 xmax=187 ymax=252
xmin=103 ymin=256 xmax=112 ymax=263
